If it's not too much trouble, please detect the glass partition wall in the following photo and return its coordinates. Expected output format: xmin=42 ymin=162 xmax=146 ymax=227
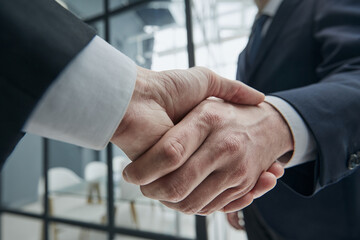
xmin=0 ymin=1 xmax=256 ymax=240
xmin=0 ymin=1 xmax=199 ymax=240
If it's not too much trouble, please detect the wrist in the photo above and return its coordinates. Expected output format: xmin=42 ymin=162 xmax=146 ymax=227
xmin=261 ymin=102 xmax=294 ymax=161
xmin=110 ymin=66 xmax=173 ymax=159
xmin=111 ymin=67 xmax=142 ymax=142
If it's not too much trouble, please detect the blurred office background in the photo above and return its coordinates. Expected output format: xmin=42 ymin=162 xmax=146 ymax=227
xmin=0 ymin=0 xmax=257 ymax=239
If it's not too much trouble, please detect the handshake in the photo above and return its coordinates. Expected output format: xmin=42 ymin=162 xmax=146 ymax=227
xmin=111 ymin=66 xmax=293 ymax=215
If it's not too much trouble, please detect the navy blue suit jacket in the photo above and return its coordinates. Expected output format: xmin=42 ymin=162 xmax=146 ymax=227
xmin=0 ymin=0 xmax=95 ymax=168
xmin=237 ymin=0 xmax=360 ymax=239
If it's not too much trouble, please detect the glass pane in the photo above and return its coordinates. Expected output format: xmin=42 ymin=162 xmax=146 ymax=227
xmin=115 ymin=234 xmax=147 ymax=240
xmin=58 ymin=0 xmax=104 ymax=20
xmin=89 ymin=20 xmax=106 ymax=39
xmin=207 ymin=212 xmax=248 ymax=240
xmin=112 ymin=148 xmax=196 ymax=238
xmin=109 ymin=1 xmax=195 ymax=237
xmin=109 ymin=0 xmax=188 ymax=70
xmin=110 ymin=0 xmax=147 ymax=10
xmin=1 ymin=214 xmax=42 ymax=240
xmin=47 ymin=140 xmax=107 ymax=224
xmin=192 ymin=0 xmax=257 ymax=79
xmin=49 ymin=223 xmax=107 ymax=240
xmin=1 ymin=134 xmax=43 ymax=214
xmin=114 ymin=200 xmax=195 ymax=238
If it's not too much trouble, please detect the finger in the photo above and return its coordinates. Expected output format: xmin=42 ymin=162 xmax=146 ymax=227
xmin=222 ymin=194 xmax=254 ymax=213
xmin=140 ymin=140 xmax=219 ymax=202
xmin=249 ymin=172 xmax=277 ymax=199
xmin=158 ymin=171 xmax=234 ymax=214
xmin=197 ymin=185 xmax=253 ymax=215
xmin=193 ymin=67 xmax=265 ymax=105
xmin=160 ymin=163 xmax=255 ymax=215
xmin=220 ymin=173 xmax=277 ymax=213
xmin=122 ymin=109 xmax=210 ymax=185
xmin=198 ymin=171 xmax=276 ymax=214
xmin=226 ymin=212 xmax=244 ymax=230
xmin=267 ymin=161 xmax=284 ymax=179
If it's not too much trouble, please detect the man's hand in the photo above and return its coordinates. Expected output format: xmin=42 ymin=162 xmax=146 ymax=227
xmin=123 ymin=99 xmax=293 ymax=215
xmin=227 ymin=161 xmax=285 ymax=231
xmin=111 ymin=66 xmax=264 ymax=160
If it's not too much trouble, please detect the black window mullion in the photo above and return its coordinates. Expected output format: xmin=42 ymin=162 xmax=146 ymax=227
xmin=0 ymin=1 xmax=208 ymax=239
xmin=106 ymin=141 xmax=115 ymax=240
xmin=0 ymin=159 xmax=3 ymax=240
xmin=104 ymin=0 xmax=110 ymax=43
xmin=103 ymin=0 xmax=116 ymax=238
xmin=184 ymin=0 xmax=208 ymax=239
xmin=185 ymin=0 xmax=196 ymax=68
xmin=43 ymin=138 xmax=49 ymax=240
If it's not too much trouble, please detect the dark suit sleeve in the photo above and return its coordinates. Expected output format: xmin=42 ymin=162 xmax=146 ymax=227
xmin=0 ymin=0 xmax=96 ymax=167
xmin=272 ymin=0 xmax=360 ymax=196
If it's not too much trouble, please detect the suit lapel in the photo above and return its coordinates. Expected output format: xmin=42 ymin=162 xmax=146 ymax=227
xmin=246 ymin=0 xmax=301 ymax=82
xmin=236 ymin=51 xmax=247 ymax=82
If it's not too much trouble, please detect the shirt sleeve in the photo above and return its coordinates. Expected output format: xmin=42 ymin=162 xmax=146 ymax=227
xmin=23 ymin=36 xmax=137 ymax=150
xmin=265 ymin=96 xmax=317 ymax=168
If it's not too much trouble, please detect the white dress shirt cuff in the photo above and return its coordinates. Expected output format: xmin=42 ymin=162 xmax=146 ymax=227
xmin=265 ymin=96 xmax=317 ymax=168
xmin=23 ymin=36 xmax=137 ymax=150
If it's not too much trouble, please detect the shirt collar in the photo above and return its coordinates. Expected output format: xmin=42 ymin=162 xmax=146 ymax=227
xmin=261 ymin=0 xmax=283 ymax=17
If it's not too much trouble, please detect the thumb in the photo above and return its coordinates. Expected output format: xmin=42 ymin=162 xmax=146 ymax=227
xmin=195 ymin=67 xmax=265 ymax=105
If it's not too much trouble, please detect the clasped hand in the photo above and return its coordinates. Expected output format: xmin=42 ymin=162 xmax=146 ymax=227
xmin=111 ymin=66 xmax=293 ymax=215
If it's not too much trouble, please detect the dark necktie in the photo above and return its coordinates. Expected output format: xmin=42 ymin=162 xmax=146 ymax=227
xmin=247 ymin=14 xmax=269 ymax=66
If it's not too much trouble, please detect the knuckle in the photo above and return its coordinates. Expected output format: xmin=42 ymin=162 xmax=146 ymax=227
xmin=162 ymin=179 xmax=188 ymax=203
xmin=234 ymin=164 xmax=247 ymax=178
xmin=193 ymin=66 xmax=217 ymax=92
xmin=199 ymin=109 xmax=223 ymax=127
xmin=190 ymin=66 xmax=221 ymax=99
xmin=193 ymin=66 xmax=211 ymax=76
xmin=232 ymin=167 xmax=248 ymax=184
xmin=183 ymin=208 xmax=198 ymax=215
xmin=180 ymin=202 xmax=199 ymax=215
xmin=220 ymin=136 xmax=242 ymax=154
xmin=164 ymin=200 xmax=199 ymax=215
xmin=232 ymin=178 xmax=253 ymax=197
xmin=223 ymin=165 xmax=249 ymax=188
xmin=199 ymin=208 xmax=213 ymax=216
xmin=162 ymin=138 xmax=186 ymax=168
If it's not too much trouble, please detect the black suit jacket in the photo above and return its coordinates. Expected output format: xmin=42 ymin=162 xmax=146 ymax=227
xmin=237 ymin=0 xmax=360 ymax=239
xmin=0 ymin=0 xmax=95 ymax=168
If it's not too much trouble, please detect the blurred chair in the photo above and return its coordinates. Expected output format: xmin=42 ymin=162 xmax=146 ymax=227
xmin=85 ymin=161 xmax=107 ymax=181
xmin=84 ymin=159 xmax=139 ymax=227
xmin=112 ymin=156 xmax=127 ymax=176
xmin=38 ymin=167 xmax=82 ymax=196
xmin=112 ymin=156 xmax=181 ymax=232
xmin=112 ymin=156 xmax=140 ymax=228
xmin=38 ymin=167 xmax=106 ymax=240
xmin=84 ymin=161 xmax=107 ymax=204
